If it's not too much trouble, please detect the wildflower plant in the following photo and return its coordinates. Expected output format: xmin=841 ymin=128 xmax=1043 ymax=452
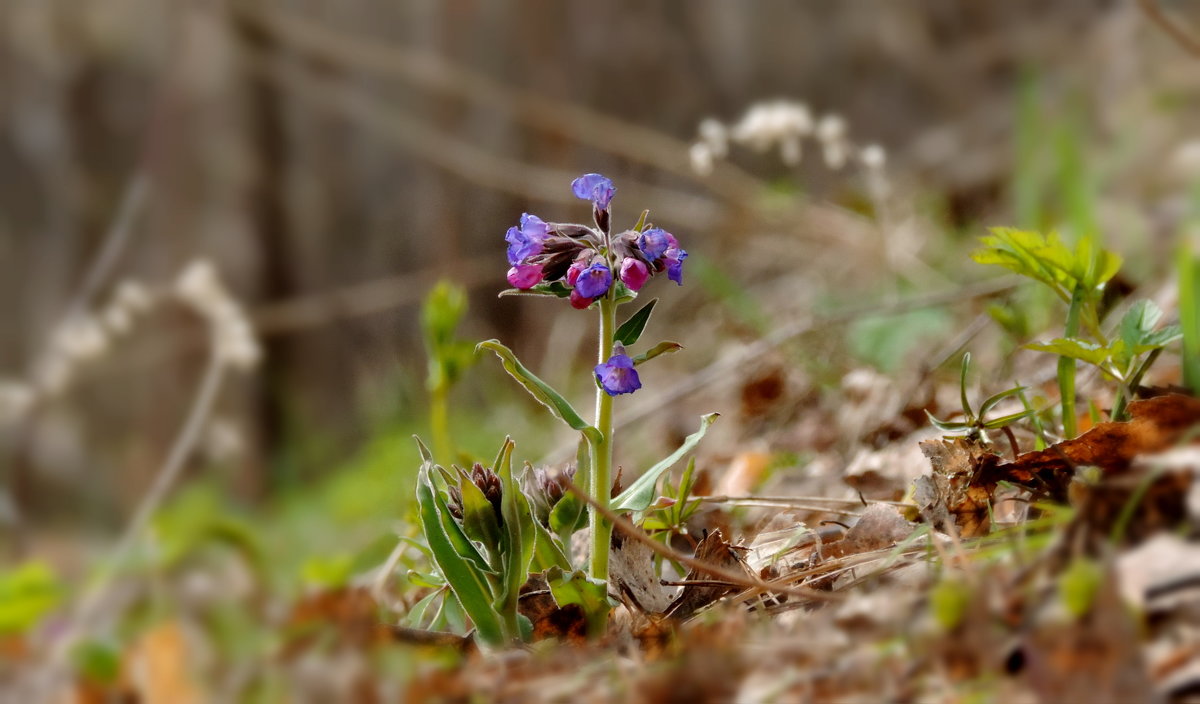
xmin=414 ymin=173 xmax=716 ymax=646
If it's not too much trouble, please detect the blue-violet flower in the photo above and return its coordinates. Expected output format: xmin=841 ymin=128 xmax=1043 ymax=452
xmin=571 ymin=173 xmax=616 ymax=211
xmin=574 ymin=262 xmax=612 ymax=299
xmin=505 ymin=213 xmax=551 ymax=265
xmin=594 ymin=348 xmax=641 ymax=396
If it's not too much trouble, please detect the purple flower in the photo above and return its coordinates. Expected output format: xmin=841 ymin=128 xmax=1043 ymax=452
xmin=637 ymin=228 xmax=672 ymax=260
xmin=574 ymin=262 xmax=612 ymax=299
xmin=505 ymin=213 xmax=551 ymax=264
xmin=664 ymin=247 xmax=688 ymax=285
xmin=595 ymin=351 xmax=641 ymax=396
xmin=569 ymin=289 xmax=593 ymax=309
xmin=571 ymin=173 xmax=616 ymax=210
xmin=507 ymin=264 xmax=543 ymax=289
xmin=619 ymin=258 xmax=650 ymax=291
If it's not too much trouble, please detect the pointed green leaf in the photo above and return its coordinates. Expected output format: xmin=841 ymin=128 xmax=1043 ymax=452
xmin=477 ymin=340 xmax=601 ymax=444
xmin=415 ymin=463 xmax=505 ymax=646
xmin=982 ymin=409 xmax=1037 ymax=429
xmin=495 ymin=438 xmax=535 ymax=623
xmin=632 ymin=209 xmax=650 ymax=233
xmin=549 ymin=437 xmax=590 ymax=537
xmin=978 ymin=385 xmax=1027 ymax=418
xmin=958 ymin=352 xmax=973 ymax=419
xmin=614 ymin=298 xmax=657 ymax=347
xmin=925 ymin=410 xmax=970 ymax=433
xmin=632 ymin=341 xmax=683 ymax=366
xmin=612 ymin=413 xmax=719 ymax=512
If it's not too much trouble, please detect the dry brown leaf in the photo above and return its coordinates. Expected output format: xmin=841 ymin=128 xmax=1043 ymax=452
xmin=665 ymin=529 xmax=752 ymax=621
xmin=124 ymin=620 xmax=204 ymax=704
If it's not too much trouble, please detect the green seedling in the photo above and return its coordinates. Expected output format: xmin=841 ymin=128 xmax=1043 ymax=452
xmin=926 ymin=352 xmax=1036 ymax=457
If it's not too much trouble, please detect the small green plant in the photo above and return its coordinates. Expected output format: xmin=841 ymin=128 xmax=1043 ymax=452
xmin=926 ymin=352 xmax=1035 ymax=456
xmin=414 ymin=174 xmax=715 ymax=645
xmin=973 ymin=228 xmax=1180 ymax=435
xmin=421 ymin=280 xmax=478 ymax=465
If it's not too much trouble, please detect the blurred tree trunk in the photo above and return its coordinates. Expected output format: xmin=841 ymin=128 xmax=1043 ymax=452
xmin=231 ymin=2 xmax=292 ymax=498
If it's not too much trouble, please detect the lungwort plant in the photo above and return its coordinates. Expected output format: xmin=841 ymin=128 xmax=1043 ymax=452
xmin=413 ymin=174 xmax=716 ymax=646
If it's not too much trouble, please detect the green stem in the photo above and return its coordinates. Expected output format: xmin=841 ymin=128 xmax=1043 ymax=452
xmin=589 ymin=296 xmax=616 ymax=581
xmin=430 ymin=384 xmax=452 ymax=466
xmin=1058 ymin=285 xmax=1085 ymax=438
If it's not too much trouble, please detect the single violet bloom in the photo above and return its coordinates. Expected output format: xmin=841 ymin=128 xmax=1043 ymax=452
xmin=594 ymin=349 xmax=641 ymax=396
xmin=637 ymin=228 xmax=672 ymax=261
xmin=507 ymin=263 xmax=543 ymax=289
xmin=505 ymin=213 xmax=551 ymax=264
xmin=619 ymin=257 xmax=650 ymax=291
xmin=664 ymin=247 xmax=688 ymax=285
xmin=574 ymin=261 xmax=612 ymax=299
xmin=571 ymin=173 xmax=616 ymax=210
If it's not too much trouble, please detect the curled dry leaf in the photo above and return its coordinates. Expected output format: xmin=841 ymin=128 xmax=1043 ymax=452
xmin=665 ymin=530 xmax=753 ymax=621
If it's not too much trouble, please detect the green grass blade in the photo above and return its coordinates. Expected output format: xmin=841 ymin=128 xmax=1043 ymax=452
xmin=612 ymin=413 xmax=719 ymax=512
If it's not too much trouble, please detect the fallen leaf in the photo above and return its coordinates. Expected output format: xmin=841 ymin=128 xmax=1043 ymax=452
xmin=665 ymin=530 xmax=752 ymax=621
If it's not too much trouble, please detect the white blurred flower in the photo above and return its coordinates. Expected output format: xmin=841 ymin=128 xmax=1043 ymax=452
xmin=174 ymin=259 xmax=261 ymax=371
xmin=0 ymin=381 xmax=35 ymax=425
xmin=698 ymin=118 xmax=728 ymax=158
xmin=689 ymin=142 xmax=714 ymax=176
xmin=860 ymin=144 xmax=887 ymax=170
xmin=114 ymin=280 xmax=153 ymax=314
xmin=54 ymin=316 xmax=109 ymax=362
xmin=816 ymin=114 xmax=846 ymax=143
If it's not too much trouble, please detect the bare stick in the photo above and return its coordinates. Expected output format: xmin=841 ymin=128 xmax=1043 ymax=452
xmin=1138 ymin=0 xmax=1200 ymax=58
xmin=44 ymin=340 xmax=226 ymax=674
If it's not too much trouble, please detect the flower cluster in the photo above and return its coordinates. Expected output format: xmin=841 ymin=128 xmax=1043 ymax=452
xmin=688 ymin=100 xmax=886 ymax=185
xmin=504 ymin=173 xmax=687 ymax=309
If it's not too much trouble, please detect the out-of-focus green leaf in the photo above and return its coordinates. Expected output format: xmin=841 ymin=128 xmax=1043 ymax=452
xmin=0 ymin=562 xmax=63 ymax=635
xmin=612 ymin=413 xmax=719 ymax=512
xmin=1059 ymin=557 xmax=1102 ymax=619
xmin=71 ymin=640 xmax=122 ymax=684
xmin=403 ymin=589 xmax=443 ymax=629
xmin=1024 ymin=337 xmax=1110 ymax=366
xmin=614 ymin=298 xmax=657 ymax=347
xmin=973 ymin=228 xmax=1121 ymax=296
xmin=300 ymin=554 xmax=354 ymax=589
xmin=477 ymin=340 xmax=600 ymax=445
xmin=631 ymin=341 xmax=683 ymax=366
xmin=930 ymin=578 xmax=972 ymax=632
xmin=545 ymin=567 xmax=611 ymax=637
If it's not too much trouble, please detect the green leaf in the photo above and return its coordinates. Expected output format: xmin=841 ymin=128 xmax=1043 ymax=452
xmin=545 ymin=567 xmax=611 ymax=637
xmin=981 ymin=409 xmax=1037 ymax=429
xmin=1059 ymin=557 xmax=1102 ymax=619
xmin=959 ymin=352 xmax=973 ymax=420
xmin=930 ymin=578 xmax=972 ymax=631
xmin=549 ymin=437 xmax=590 ymax=538
xmin=925 ymin=410 xmax=970 ymax=433
xmin=1024 ymin=337 xmax=1111 ymax=366
xmin=614 ymin=298 xmax=657 ymax=347
xmin=978 ymin=385 xmax=1027 ymax=419
xmin=403 ymin=589 xmax=443 ymax=629
xmin=612 ymin=413 xmax=719 ymax=512
xmin=632 ymin=341 xmax=683 ymax=366
xmin=477 ymin=340 xmax=601 ymax=444
xmin=454 ymin=468 xmax=503 ymax=560
xmin=498 ymin=281 xmax=573 ymax=299
xmin=530 ymin=518 xmax=572 ymax=572
xmin=0 ymin=562 xmax=63 ymax=635
xmin=494 ymin=438 xmax=535 ymax=632
xmin=414 ymin=447 xmax=506 ymax=646
xmin=632 ymin=209 xmax=650 ymax=233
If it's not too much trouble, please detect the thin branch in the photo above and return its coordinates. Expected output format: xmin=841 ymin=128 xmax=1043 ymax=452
xmin=1138 ymin=0 xmax=1200 ymax=58
xmin=562 ymin=476 xmax=843 ymax=603
xmin=45 ymin=340 xmax=227 ymax=672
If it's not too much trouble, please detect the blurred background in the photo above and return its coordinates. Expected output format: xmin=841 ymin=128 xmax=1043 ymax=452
xmin=1 ymin=0 xmax=1199 ymax=696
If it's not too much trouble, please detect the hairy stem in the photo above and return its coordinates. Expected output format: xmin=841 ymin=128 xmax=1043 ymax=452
xmin=589 ymin=296 xmax=616 ymax=581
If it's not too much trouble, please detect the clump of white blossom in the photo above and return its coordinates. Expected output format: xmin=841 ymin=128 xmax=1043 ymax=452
xmin=689 ymin=99 xmax=889 ymax=201
xmin=0 ymin=259 xmax=259 ymax=427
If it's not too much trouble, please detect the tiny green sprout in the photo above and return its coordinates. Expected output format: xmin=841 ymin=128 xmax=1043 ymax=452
xmin=1058 ymin=556 xmax=1103 ymax=620
xmin=925 ymin=352 xmax=1036 ymax=458
xmin=929 ymin=576 xmax=972 ymax=632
